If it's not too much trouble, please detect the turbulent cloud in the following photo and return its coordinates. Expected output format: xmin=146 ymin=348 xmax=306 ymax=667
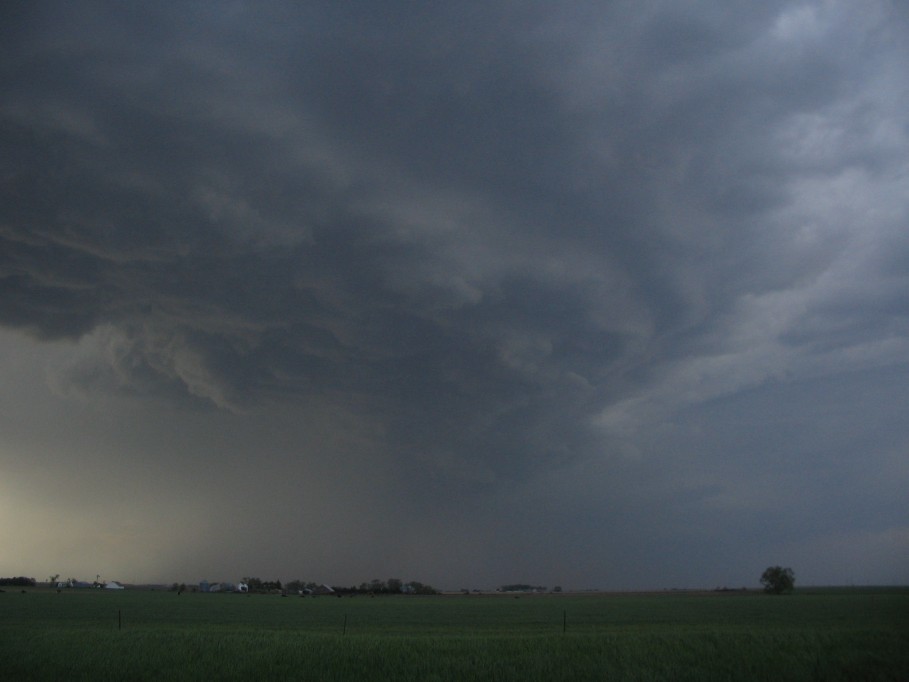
xmin=1 ymin=1 xmax=907 ymax=588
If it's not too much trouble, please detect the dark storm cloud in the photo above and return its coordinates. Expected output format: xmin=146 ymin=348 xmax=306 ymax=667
xmin=1 ymin=1 xmax=649 ymax=477
xmin=2 ymin=1 xmax=907 ymax=586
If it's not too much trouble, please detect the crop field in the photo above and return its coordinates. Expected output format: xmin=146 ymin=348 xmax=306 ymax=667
xmin=1 ymin=587 xmax=907 ymax=680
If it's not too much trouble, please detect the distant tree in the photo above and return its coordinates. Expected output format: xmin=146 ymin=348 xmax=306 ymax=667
xmin=243 ymin=577 xmax=264 ymax=592
xmin=498 ymin=584 xmax=546 ymax=593
xmin=760 ymin=566 xmax=795 ymax=594
xmin=552 ymin=586 xmax=563 ymax=593
xmin=0 ymin=577 xmax=36 ymax=587
xmin=387 ymin=578 xmax=402 ymax=594
xmin=405 ymin=581 xmax=438 ymax=595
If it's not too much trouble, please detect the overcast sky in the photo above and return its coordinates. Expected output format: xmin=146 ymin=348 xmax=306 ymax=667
xmin=2 ymin=1 xmax=907 ymax=590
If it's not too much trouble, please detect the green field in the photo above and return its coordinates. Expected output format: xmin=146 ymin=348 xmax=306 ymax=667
xmin=1 ymin=588 xmax=907 ymax=680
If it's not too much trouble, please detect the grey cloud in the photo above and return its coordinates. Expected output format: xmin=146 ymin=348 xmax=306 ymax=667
xmin=1 ymin=1 xmax=907 ymax=587
xmin=2 ymin=0 xmax=904 ymax=418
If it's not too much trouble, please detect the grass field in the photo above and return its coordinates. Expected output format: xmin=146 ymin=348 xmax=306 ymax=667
xmin=1 ymin=587 xmax=907 ymax=680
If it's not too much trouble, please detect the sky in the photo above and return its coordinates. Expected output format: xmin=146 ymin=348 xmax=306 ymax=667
xmin=1 ymin=1 xmax=907 ymax=591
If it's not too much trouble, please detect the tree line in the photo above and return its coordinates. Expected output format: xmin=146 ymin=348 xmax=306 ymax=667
xmin=240 ymin=577 xmax=438 ymax=595
xmin=0 ymin=577 xmax=37 ymax=587
xmin=497 ymin=584 xmax=549 ymax=593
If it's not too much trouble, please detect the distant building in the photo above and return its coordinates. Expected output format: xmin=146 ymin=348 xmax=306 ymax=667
xmin=104 ymin=582 xmax=125 ymax=590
